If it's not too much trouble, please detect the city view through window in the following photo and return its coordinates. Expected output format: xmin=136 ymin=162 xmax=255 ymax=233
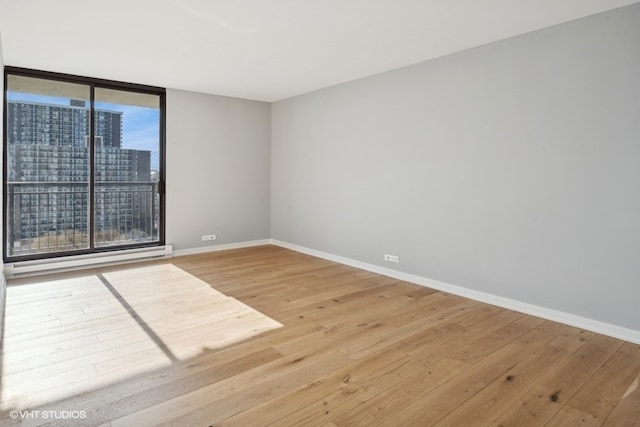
xmin=4 ymin=72 xmax=163 ymax=260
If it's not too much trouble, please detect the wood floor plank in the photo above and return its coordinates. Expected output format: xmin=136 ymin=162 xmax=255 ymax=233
xmin=365 ymin=341 xmax=537 ymax=426
xmin=602 ymin=372 xmax=640 ymax=426
xmin=2 ymin=297 xmax=274 ymax=376
xmin=548 ymin=327 xmax=595 ymax=352
xmin=332 ymin=357 xmax=470 ymax=426
xmin=214 ymin=349 xmax=408 ymax=427
xmin=567 ymin=341 xmax=640 ymax=420
xmin=433 ymin=344 xmax=571 ymax=426
xmin=403 ymin=309 xmax=524 ymax=360
xmin=0 ymin=245 xmax=638 ymax=426
xmin=546 ymin=405 xmax=603 ymax=427
xmin=25 ymin=348 xmax=285 ymax=427
xmin=450 ymin=315 xmax=544 ymax=365
xmin=344 ymin=300 xmax=479 ymax=360
xmin=274 ymin=385 xmax=373 ymax=427
xmin=489 ymin=334 xmax=624 ymax=426
xmin=112 ymin=351 xmax=353 ymax=426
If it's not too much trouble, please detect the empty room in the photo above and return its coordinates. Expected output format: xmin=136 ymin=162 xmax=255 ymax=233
xmin=0 ymin=1 xmax=639 ymax=426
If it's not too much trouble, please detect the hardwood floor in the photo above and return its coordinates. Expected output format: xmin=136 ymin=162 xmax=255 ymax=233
xmin=0 ymin=245 xmax=638 ymax=426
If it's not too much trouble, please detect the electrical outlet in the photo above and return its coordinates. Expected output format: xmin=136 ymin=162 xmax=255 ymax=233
xmin=201 ymin=234 xmax=217 ymax=241
xmin=384 ymin=254 xmax=399 ymax=263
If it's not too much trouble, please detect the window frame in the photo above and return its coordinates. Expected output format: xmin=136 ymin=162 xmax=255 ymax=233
xmin=3 ymin=66 xmax=166 ymax=262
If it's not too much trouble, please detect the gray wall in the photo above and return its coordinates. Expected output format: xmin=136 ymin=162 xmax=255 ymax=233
xmin=166 ymin=89 xmax=271 ymax=251
xmin=271 ymin=4 xmax=640 ymax=330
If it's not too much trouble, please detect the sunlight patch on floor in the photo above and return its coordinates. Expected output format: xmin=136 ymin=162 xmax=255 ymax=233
xmin=0 ymin=264 xmax=282 ymax=411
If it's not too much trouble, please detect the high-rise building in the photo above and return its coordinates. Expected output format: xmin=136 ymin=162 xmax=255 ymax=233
xmin=6 ymin=100 xmax=155 ymax=255
xmin=7 ymin=100 xmax=122 ymax=151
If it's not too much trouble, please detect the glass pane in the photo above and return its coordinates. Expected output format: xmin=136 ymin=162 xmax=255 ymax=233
xmin=6 ymin=75 xmax=91 ymax=257
xmin=93 ymin=88 xmax=160 ymax=247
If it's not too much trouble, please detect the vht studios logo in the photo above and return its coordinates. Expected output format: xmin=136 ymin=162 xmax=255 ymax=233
xmin=9 ymin=409 xmax=87 ymax=420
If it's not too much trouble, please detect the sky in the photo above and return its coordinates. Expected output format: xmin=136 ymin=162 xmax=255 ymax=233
xmin=7 ymin=92 xmax=161 ymax=170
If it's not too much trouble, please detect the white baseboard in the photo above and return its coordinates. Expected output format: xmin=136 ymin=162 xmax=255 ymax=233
xmin=271 ymin=239 xmax=640 ymax=345
xmin=173 ymin=239 xmax=272 ymax=257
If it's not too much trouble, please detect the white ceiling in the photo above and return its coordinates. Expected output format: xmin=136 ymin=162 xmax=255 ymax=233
xmin=0 ymin=0 xmax=638 ymax=102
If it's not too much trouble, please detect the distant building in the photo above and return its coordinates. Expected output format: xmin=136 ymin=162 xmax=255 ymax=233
xmin=7 ymin=100 xmax=122 ymax=151
xmin=6 ymin=100 xmax=155 ymax=254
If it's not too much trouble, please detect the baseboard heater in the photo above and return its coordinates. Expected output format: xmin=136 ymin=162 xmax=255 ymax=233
xmin=4 ymin=245 xmax=173 ymax=278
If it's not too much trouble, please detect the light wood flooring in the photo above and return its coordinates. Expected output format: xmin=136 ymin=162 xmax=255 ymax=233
xmin=0 ymin=245 xmax=639 ymax=426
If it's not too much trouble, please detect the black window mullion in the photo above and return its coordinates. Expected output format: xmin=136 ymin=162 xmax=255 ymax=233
xmin=89 ymin=84 xmax=95 ymax=250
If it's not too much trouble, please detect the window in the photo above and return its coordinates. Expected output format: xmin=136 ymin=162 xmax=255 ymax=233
xmin=3 ymin=68 xmax=165 ymax=261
